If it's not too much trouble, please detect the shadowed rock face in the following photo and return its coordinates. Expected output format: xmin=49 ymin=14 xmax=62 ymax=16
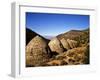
xmin=26 ymin=28 xmax=38 ymax=45
xmin=26 ymin=36 xmax=50 ymax=67
xmin=26 ymin=28 xmax=50 ymax=45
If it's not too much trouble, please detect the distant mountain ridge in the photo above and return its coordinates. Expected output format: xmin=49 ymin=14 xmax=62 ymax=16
xmin=43 ymin=36 xmax=55 ymax=40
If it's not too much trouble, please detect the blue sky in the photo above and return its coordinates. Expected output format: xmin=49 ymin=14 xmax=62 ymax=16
xmin=26 ymin=12 xmax=89 ymax=36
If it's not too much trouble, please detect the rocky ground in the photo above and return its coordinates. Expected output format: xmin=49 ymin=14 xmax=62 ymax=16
xmin=26 ymin=28 xmax=89 ymax=67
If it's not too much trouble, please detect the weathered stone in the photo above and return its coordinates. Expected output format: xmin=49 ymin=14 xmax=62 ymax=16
xmin=60 ymin=38 xmax=70 ymax=50
xmin=26 ymin=56 xmax=34 ymax=67
xmin=60 ymin=38 xmax=78 ymax=50
xmin=26 ymin=36 xmax=50 ymax=66
xmin=67 ymin=39 xmax=78 ymax=49
xmin=48 ymin=37 xmax=64 ymax=54
xmin=55 ymin=47 xmax=89 ymax=65
xmin=46 ymin=60 xmax=63 ymax=66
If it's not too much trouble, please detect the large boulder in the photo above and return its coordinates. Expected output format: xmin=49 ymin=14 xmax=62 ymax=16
xmin=26 ymin=35 xmax=50 ymax=67
xmin=48 ymin=37 xmax=64 ymax=54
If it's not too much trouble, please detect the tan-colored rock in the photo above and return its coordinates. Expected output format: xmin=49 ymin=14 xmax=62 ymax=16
xmin=26 ymin=56 xmax=34 ymax=67
xmin=60 ymin=38 xmax=78 ymax=50
xmin=48 ymin=37 xmax=63 ymax=54
xmin=46 ymin=60 xmax=63 ymax=66
xmin=26 ymin=36 xmax=50 ymax=66
xmin=67 ymin=39 xmax=78 ymax=49
xmin=55 ymin=47 xmax=89 ymax=65
xmin=60 ymin=38 xmax=70 ymax=50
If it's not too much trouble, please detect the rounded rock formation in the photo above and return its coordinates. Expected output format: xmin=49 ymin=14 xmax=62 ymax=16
xmin=48 ymin=37 xmax=64 ymax=54
xmin=26 ymin=35 xmax=50 ymax=67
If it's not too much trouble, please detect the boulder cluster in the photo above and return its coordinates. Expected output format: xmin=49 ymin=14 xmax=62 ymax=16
xmin=26 ymin=28 xmax=89 ymax=67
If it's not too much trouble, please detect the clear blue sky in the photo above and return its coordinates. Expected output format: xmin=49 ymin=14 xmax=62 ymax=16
xmin=26 ymin=12 xmax=89 ymax=36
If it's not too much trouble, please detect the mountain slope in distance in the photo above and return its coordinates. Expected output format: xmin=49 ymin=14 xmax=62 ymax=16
xmin=57 ymin=28 xmax=89 ymax=44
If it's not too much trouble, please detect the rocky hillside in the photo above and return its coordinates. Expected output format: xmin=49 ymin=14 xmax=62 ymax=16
xmin=57 ymin=28 xmax=89 ymax=45
xmin=26 ymin=28 xmax=89 ymax=67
